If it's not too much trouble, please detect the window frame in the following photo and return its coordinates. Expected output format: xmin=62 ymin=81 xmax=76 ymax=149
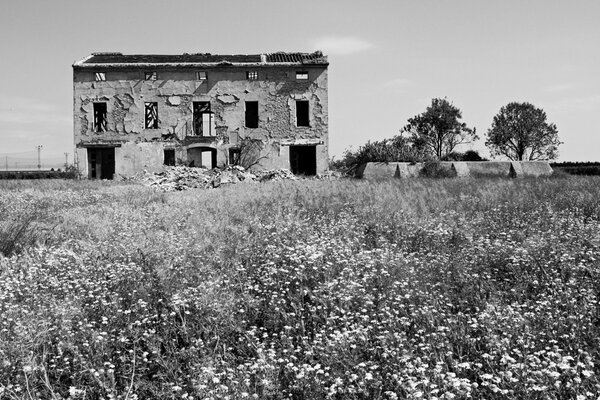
xmin=295 ymin=71 xmax=309 ymax=80
xmin=164 ymin=149 xmax=176 ymax=166
xmin=245 ymin=101 xmax=259 ymax=129
xmin=246 ymin=71 xmax=258 ymax=80
xmin=95 ymin=72 xmax=106 ymax=81
xmin=144 ymin=102 xmax=159 ymax=129
xmin=144 ymin=71 xmax=158 ymax=81
xmin=196 ymin=71 xmax=207 ymax=80
xmin=295 ymin=100 xmax=310 ymax=127
xmin=93 ymin=102 xmax=107 ymax=132
xmin=192 ymin=101 xmax=214 ymax=136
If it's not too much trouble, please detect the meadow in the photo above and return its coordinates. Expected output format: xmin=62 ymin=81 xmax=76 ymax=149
xmin=1 ymin=176 xmax=599 ymax=399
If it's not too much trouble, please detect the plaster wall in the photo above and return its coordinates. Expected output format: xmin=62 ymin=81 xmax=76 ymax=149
xmin=73 ymin=65 xmax=328 ymax=174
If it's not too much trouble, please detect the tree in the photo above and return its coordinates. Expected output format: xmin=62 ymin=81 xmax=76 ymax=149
xmin=485 ymin=102 xmax=561 ymax=161
xmin=401 ymin=98 xmax=478 ymax=160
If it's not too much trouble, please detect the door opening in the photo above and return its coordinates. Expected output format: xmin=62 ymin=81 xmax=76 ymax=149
xmin=289 ymin=145 xmax=316 ymax=176
xmin=187 ymin=147 xmax=217 ymax=169
xmin=87 ymin=147 xmax=115 ymax=179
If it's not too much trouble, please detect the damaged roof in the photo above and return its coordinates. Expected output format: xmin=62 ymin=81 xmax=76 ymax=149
xmin=74 ymin=51 xmax=328 ymax=68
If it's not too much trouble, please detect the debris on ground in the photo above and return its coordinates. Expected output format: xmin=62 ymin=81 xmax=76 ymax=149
xmin=131 ymin=165 xmax=342 ymax=191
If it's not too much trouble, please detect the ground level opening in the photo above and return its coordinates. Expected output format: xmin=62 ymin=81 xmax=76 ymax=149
xmin=187 ymin=147 xmax=217 ymax=169
xmin=87 ymin=147 xmax=115 ymax=179
xmin=289 ymin=145 xmax=316 ymax=176
xmin=164 ymin=149 xmax=175 ymax=166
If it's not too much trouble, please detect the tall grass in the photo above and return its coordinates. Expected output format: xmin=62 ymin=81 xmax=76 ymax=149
xmin=1 ymin=177 xmax=600 ymax=399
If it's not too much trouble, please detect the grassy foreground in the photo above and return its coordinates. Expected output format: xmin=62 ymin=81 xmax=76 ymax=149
xmin=1 ymin=177 xmax=600 ymax=399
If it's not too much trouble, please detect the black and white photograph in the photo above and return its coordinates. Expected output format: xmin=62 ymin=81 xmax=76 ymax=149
xmin=1 ymin=1 xmax=599 ymax=398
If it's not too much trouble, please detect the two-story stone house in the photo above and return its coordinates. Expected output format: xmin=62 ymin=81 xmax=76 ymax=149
xmin=72 ymin=51 xmax=328 ymax=179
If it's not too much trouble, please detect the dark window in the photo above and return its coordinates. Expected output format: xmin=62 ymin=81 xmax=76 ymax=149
xmin=95 ymin=72 xmax=106 ymax=81
xmin=164 ymin=149 xmax=175 ymax=166
xmin=229 ymin=148 xmax=241 ymax=165
xmin=93 ymin=103 xmax=107 ymax=132
xmin=245 ymin=101 xmax=259 ymax=128
xmin=296 ymin=100 xmax=310 ymax=127
xmin=296 ymin=71 xmax=308 ymax=80
xmin=193 ymin=102 xmax=214 ymax=136
xmin=246 ymin=71 xmax=258 ymax=80
xmin=145 ymin=71 xmax=157 ymax=80
xmin=196 ymin=71 xmax=207 ymax=80
xmin=145 ymin=102 xmax=158 ymax=129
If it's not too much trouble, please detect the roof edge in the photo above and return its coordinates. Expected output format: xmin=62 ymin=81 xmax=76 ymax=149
xmin=73 ymin=61 xmax=329 ymax=69
xmin=72 ymin=54 xmax=94 ymax=67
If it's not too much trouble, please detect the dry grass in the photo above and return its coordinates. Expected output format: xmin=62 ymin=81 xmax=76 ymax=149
xmin=1 ymin=176 xmax=600 ymax=399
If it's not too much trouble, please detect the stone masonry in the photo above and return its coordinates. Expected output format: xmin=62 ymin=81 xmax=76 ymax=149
xmin=73 ymin=52 xmax=328 ymax=179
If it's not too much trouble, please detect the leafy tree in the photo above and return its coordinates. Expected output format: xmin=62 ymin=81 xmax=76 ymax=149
xmin=401 ymin=98 xmax=478 ymax=160
xmin=485 ymin=102 xmax=561 ymax=161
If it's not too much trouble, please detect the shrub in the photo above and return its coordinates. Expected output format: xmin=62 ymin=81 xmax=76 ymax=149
xmin=420 ymin=161 xmax=457 ymax=178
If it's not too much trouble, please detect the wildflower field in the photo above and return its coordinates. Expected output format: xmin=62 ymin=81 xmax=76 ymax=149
xmin=1 ymin=177 xmax=600 ymax=399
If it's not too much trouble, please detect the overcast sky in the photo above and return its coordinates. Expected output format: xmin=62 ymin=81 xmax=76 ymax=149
xmin=1 ymin=0 xmax=599 ymax=165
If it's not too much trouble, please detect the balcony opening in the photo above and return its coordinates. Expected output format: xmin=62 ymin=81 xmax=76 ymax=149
xmin=192 ymin=102 xmax=215 ymax=136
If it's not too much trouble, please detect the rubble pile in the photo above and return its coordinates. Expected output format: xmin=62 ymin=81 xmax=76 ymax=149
xmin=137 ymin=165 xmax=305 ymax=191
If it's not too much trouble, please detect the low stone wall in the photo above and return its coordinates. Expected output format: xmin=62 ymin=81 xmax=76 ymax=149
xmin=357 ymin=161 xmax=553 ymax=179
xmin=514 ymin=161 xmax=553 ymax=177
xmin=355 ymin=162 xmax=402 ymax=180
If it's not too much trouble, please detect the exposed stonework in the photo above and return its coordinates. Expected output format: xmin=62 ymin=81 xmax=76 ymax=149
xmin=73 ymin=52 xmax=329 ymax=179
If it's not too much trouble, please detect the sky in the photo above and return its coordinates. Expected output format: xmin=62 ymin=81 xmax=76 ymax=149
xmin=0 ymin=0 xmax=599 ymax=167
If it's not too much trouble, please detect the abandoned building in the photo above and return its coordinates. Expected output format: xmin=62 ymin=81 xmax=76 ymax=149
xmin=72 ymin=51 xmax=329 ymax=179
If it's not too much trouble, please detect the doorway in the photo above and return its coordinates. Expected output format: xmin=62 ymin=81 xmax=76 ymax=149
xmin=187 ymin=147 xmax=217 ymax=169
xmin=289 ymin=145 xmax=316 ymax=176
xmin=87 ymin=147 xmax=115 ymax=179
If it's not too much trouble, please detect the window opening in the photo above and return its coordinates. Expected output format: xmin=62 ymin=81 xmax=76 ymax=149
xmin=95 ymin=72 xmax=106 ymax=81
xmin=296 ymin=100 xmax=310 ymax=127
xmin=245 ymin=101 xmax=259 ymax=128
xmin=145 ymin=71 xmax=157 ymax=80
xmin=93 ymin=102 xmax=107 ymax=132
xmin=229 ymin=148 xmax=241 ymax=165
xmin=296 ymin=71 xmax=308 ymax=80
xmin=164 ymin=149 xmax=175 ymax=166
xmin=145 ymin=102 xmax=159 ymax=129
xmin=192 ymin=102 xmax=215 ymax=136
xmin=246 ymin=71 xmax=258 ymax=80
xmin=196 ymin=71 xmax=207 ymax=80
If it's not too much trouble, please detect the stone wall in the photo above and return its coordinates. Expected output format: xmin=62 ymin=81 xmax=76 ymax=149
xmin=73 ymin=65 xmax=328 ymax=177
xmin=356 ymin=161 xmax=554 ymax=179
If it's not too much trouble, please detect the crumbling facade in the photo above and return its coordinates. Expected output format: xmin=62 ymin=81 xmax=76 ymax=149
xmin=73 ymin=52 xmax=328 ymax=179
